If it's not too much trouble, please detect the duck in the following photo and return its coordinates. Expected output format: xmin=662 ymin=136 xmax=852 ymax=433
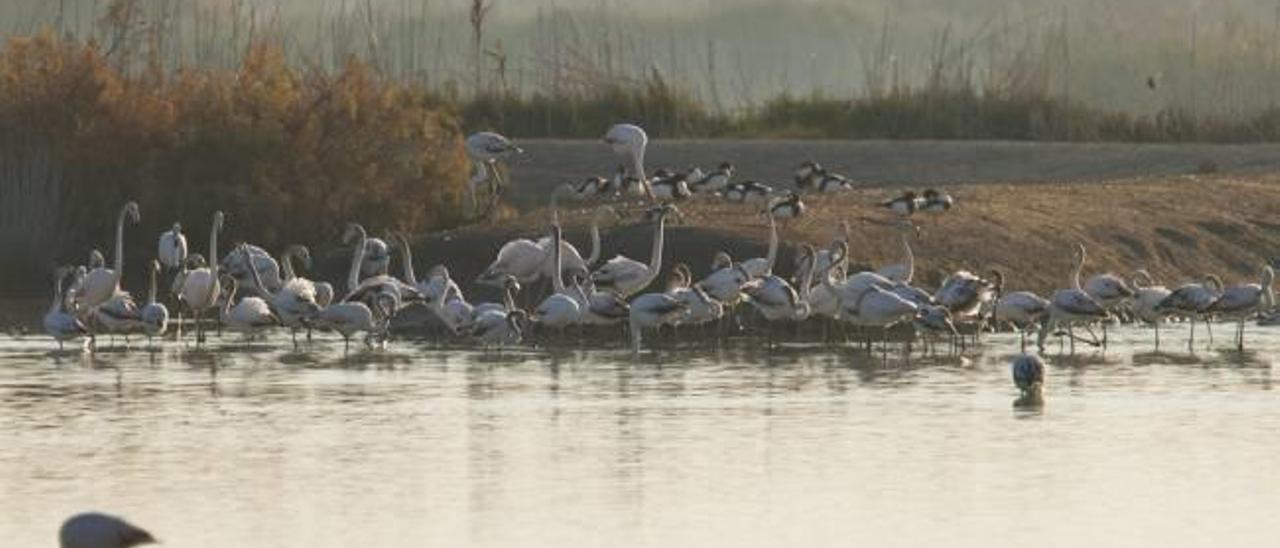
xmin=723 ymin=181 xmax=773 ymax=203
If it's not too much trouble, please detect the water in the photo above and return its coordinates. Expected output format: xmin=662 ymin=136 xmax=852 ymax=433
xmin=3 ymin=326 xmax=1280 ymax=547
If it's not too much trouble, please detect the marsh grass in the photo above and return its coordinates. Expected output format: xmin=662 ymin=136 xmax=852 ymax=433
xmin=0 ymin=29 xmax=466 ymax=292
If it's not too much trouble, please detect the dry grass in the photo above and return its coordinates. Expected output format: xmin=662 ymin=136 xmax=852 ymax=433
xmin=420 ymin=175 xmax=1280 ymax=297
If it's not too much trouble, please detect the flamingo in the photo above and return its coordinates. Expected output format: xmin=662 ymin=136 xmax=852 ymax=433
xmin=220 ymin=244 xmax=283 ymax=295
xmin=1079 ymin=244 xmax=1134 ymax=346
xmin=743 ymin=245 xmax=820 ymax=346
xmin=1130 ymin=269 xmax=1173 ymax=348
xmin=416 ymin=265 xmax=473 ymax=335
xmin=1155 ymin=274 xmax=1224 ymax=351
xmin=739 ymin=213 xmax=780 ymax=280
xmin=92 ymin=292 xmax=143 ymax=342
xmin=990 ymin=270 xmax=1049 ymax=351
xmin=876 ymin=221 xmax=918 ymax=284
xmin=934 ymin=271 xmax=997 ymax=328
xmin=361 ymin=237 xmax=392 ymax=278
xmin=269 ymin=245 xmax=323 ymax=345
xmin=43 ymin=266 xmax=88 ymax=351
xmin=591 ymin=204 xmax=678 ymax=298
xmin=341 ymin=223 xmax=422 ymax=316
xmin=795 ymin=221 xmax=851 ymax=288
xmin=157 ymin=222 xmax=187 ymax=271
xmin=627 ymin=291 xmax=688 ymax=353
xmin=390 ymin=235 xmax=470 ymax=336
xmin=603 ymin=123 xmax=654 ymax=201
xmin=466 ymin=131 xmax=524 ymax=217
xmin=59 ymin=512 xmax=156 ymax=548
xmin=1011 ymin=353 xmax=1046 ymax=405
xmin=219 ymin=245 xmax=279 ymax=338
xmin=668 ymin=263 xmax=724 ymax=328
xmin=77 ymin=201 xmax=140 ymax=309
xmin=839 ymin=284 xmax=920 ymax=351
xmin=476 ymin=206 xmax=616 ymax=288
xmin=180 ymin=210 xmax=224 ymax=344
xmin=1037 ymin=244 xmax=1108 ymax=354
xmin=698 ymin=251 xmax=752 ymax=305
xmin=471 ymin=276 xmax=522 ymax=319
xmin=567 ymin=268 xmax=631 ymax=326
xmin=139 ymin=260 xmax=169 ymax=345
xmin=315 ymin=294 xmax=395 ymax=352
xmin=532 ymin=224 xmax=583 ymax=331
xmin=819 ymin=241 xmax=898 ymax=310
xmin=1205 ymin=264 xmax=1274 ymax=350
xmin=468 ymin=309 xmax=529 ymax=348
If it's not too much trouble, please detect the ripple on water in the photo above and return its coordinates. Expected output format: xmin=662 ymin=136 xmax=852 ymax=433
xmin=1 ymin=326 xmax=1279 ymax=547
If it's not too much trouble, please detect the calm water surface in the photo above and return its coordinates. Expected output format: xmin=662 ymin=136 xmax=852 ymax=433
xmin=3 ymin=326 xmax=1280 ymax=547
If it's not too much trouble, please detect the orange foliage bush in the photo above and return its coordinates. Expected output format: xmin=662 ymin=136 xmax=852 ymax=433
xmin=0 ymin=30 xmax=466 ymax=289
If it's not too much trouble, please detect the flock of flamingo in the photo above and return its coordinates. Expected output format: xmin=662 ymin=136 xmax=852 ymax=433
xmin=36 ymin=123 xmax=1280 ymax=547
xmin=38 ymin=123 xmax=1278 ymax=375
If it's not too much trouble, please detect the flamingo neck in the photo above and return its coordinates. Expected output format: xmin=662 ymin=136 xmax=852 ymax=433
xmin=1071 ymin=249 xmax=1084 ymax=291
xmin=900 ymin=232 xmax=914 ymax=283
xmin=245 ymin=246 xmax=269 ymax=297
xmin=764 ymin=215 xmax=778 ymax=275
xmin=209 ymin=216 xmax=222 ymax=278
xmin=398 ymin=235 xmax=417 ymax=285
xmin=503 ymin=285 xmax=515 ymax=311
xmin=822 ymin=245 xmax=847 ymax=292
xmin=638 ymin=215 xmax=666 ymax=292
xmin=586 ymin=212 xmax=604 ymax=266
xmin=552 ymin=231 xmax=566 ymax=294
xmin=49 ymin=271 xmax=63 ymax=313
xmin=1263 ymin=268 xmax=1275 ymax=309
xmin=347 ymin=225 xmax=367 ymax=293
xmin=630 ymin=145 xmax=646 ymax=182
xmin=281 ymin=248 xmax=297 ymax=281
xmin=112 ymin=205 xmax=127 ymax=279
xmin=222 ymin=280 xmax=236 ymax=320
xmin=147 ymin=264 xmax=158 ymax=304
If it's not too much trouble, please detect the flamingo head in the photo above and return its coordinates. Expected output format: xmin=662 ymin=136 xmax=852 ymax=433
xmin=711 ymin=251 xmax=733 ymax=271
xmin=186 ymin=253 xmax=207 ymax=269
xmin=342 ymin=223 xmax=365 ymax=245
xmin=123 ymin=201 xmax=140 ymax=223
xmin=171 ymin=221 xmax=182 ymax=233
xmin=603 ymin=123 xmax=647 ymax=156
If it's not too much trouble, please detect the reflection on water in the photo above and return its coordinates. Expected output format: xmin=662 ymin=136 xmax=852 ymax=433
xmin=2 ymin=325 xmax=1280 ymax=547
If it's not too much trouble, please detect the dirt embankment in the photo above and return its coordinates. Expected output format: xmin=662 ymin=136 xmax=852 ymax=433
xmin=503 ymin=139 xmax=1280 ymax=211
xmin=398 ymin=174 xmax=1280 ymax=301
xmin=6 ymin=173 xmax=1277 ymax=332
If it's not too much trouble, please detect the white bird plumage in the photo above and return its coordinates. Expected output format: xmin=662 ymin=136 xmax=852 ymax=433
xmin=77 ymin=201 xmax=140 ymax=309
xmin=179 ymin=210 xmax=224 ymax=344
xmin=157 ymin=222 xmax=187 ymax=271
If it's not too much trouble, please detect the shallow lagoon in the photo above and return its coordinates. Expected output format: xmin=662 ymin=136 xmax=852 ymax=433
xmin=3 ymin=326 xmax=1279 ymax=547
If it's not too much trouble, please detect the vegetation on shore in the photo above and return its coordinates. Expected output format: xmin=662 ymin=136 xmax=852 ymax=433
xmin=0 ymin=30 xmax=466 ymax=291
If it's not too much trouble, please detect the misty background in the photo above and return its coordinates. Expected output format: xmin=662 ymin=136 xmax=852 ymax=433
xmin=3 ymin=0 xmax=1280 ymax=118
